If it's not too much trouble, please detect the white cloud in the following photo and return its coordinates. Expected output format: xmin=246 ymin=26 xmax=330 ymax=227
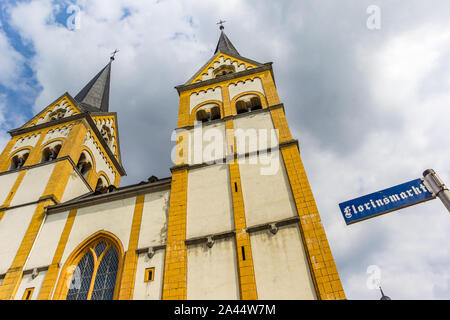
xmin=0 ymin=28 xmax=24 ymax=88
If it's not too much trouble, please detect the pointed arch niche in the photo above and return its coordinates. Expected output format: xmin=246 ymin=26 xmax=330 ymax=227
xmin=53 ymin=231 xmax=124 ymax=300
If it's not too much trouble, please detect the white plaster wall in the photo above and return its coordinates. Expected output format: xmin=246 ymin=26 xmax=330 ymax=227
xmin=189 ymin=87 xmax=222 ymax=113
xmin=24 ymin=211 xmax=70 ymax=270
xmin=233 ymin=112 xmax=278 ymax=155
xmin=186 ymin=122 xmax=227 ymax=165
xmin=228 ymin=78 xmax=265 ymax=101
xmin=0 ymin=204 xmax=38 ymax=274
xmin=59 ymin=197 xmax=136 ymax=266
xmin=14 ymin=271 xmax=47 ymax=300
xmin=250 ymin=225 xmax=316 ymax=300
xmin=9 ymin=163 xmax=55 ymax=207
xmin=138 ymin=191 xmax=170 ymax=249
xmin=83 ymin=132 xmax=115 ymax=184
xmin=0 ymin=171 xmax=20 ymax=204
xmin=239 ymin=152 xmax=297 ymax=227
xmin=186 ymin=165 xmax=234 ymax=239
xmin=41 ymin=125 xmax=72 ymax=145
xmin=133 ymin=250 xmax=165 ymax=300
xmin=10 ymin=134 xmax=41 ymax=154
xmin=60 ymin=170 xmax=90 ymax=203
xmin=186 ymin=239 xmax=239 ymax=300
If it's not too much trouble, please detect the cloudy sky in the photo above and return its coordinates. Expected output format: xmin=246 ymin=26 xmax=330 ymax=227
xmin=1 ymin=0 xmax=449 ymax=299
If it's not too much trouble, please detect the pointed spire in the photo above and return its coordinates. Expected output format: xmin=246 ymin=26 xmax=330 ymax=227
xmin=74 ymin=58 xmax=113 ymax=112
xmin=214 ymin=25 xmax=240 ymax=56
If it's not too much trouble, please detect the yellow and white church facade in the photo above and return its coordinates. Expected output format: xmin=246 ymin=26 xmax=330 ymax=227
xmin=0 ymin=29 xmax=345 ymax=300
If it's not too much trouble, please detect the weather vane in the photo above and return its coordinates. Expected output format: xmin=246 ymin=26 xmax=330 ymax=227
xmin=110 ymin=49 xmax=120 ymax=61
xmin=216 ymin=19 xmax=226 ymax=30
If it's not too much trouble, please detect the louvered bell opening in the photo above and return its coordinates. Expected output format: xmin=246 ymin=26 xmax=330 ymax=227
xmin=236 ymin=100 xmax=248 ymax=114
xmin=196 ymin=109 xmax=210 ymax=122
xmin=210 ymin=106 xmax=221 ymax=120
xmin=250 ymin=97 xmax=262 ymax=111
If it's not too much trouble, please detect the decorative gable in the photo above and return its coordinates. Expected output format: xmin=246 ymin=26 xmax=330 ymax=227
xmin=24 ymin=93 xmax=82 ymax=128
xmin=91 ymin=114 xmax=120 ymax=162
xmin=189 ymin=53 xmax=260 ymax=84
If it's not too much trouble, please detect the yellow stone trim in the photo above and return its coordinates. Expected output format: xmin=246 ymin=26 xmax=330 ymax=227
xmin=270 ymin=108 xmax=293 ymax=143
xmin=0 ymin=137 xmax=19 ymax=172
xmin=0 ymin=199 xmax=54 ymax=300
xmin=279 ymin=145 xmax=345 ymax=299
xmin=174 ymin=130 xmax=190 ymax=166
xmin=190 ymin=53 xmax=259 ymax=84
xmin=52 ymin=230 xmax=124 ymax=300
xmin=177 ymin=92 xmax=191 ymax=128
xmin=0 ymin=170 xmax=27 ymax=209
xmin=222 ymin=85 xmax=233 ymax=118
xmin=162 ymin=169 xmax=188 ymax=300
xmin=224 ymin=119 xmax=258 ymax=299
xmin=261 ymin=71 xmax=344 ymax=299
xmin=24 ymin=95 xmax=81 ymax=128
xmin=37 ymin=209 xmax=77 ymax=300
xmin=90 ymin=114 xmax=120 ymax=161
xmin=260 ymin=72 xmax=281 ymax=106
xmin=118 ymin=194 xmax=145 ymax=300
xmin=229 ymin=159 xmax=258 ymax=300
xmin=144 ymin=267 xmax=155 ymax=282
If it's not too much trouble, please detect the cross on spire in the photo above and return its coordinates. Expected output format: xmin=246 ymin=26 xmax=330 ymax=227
xmin=110 ymin=49 xmax=119 ymax=61
xmin=216 ymin=19 xmax=226 ymax=30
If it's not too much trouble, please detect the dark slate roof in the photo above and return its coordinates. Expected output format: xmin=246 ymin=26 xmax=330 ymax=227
xmin=214 ymin=30 xmax=240 ymax=56
xmin=74 ymin=60 xmax=112 ymax=112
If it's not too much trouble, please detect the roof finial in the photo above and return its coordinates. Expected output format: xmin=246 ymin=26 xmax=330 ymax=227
xmin=216 ymin=19 xmax=226 ymax=30
xmin=379 ymin=286 xmax=391 ymax=300
xmin=110 ymin=49 xmax=119 ymax=61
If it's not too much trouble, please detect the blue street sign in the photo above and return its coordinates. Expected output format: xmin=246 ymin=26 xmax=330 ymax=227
xmin=339 ymin=178 xmax=435 ymax=225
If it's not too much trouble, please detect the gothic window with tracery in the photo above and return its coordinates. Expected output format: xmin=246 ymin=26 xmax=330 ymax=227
xmin=66 ymin=240 xmax=119 ymax=300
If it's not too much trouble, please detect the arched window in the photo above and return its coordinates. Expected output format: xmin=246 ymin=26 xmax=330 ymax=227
xmin=195 ymin=105 xmax=221 ymax=123
xmin=210 ymin=106 xmax=221 ymax=120
xmin=9 ymin=151 xmax=30 ymax=170
xmin=77 ymin=152 xmax=92 ymax=180
xmin=249 ymin=96 xmax=262 ymax=111
xmin=235 ymin=95 xmax=263 ymax=114
xmin=66 ymin=239 xmax=120 ymax=300
xmin=236 ymin=100 xmax=248 ymax=114
xmin=41 ymin=144 xmax=62 ymax=163
xmin=95 ymin=176 xmax=107 ymax=191
xmin=196 ymin=109 xmax=209 ymax=122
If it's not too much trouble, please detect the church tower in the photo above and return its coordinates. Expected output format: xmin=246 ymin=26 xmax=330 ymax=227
xmin=0 ymin=57 xmax=125 ymax=300
xmin=163 ymin=26 xmax=346 ymax=300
